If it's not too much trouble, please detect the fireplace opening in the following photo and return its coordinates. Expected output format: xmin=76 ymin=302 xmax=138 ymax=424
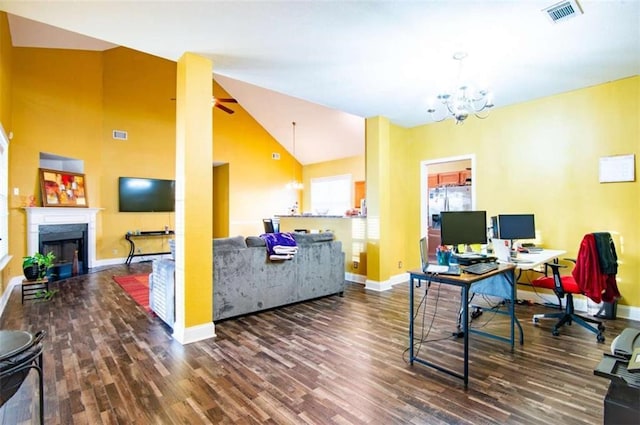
xmin=39 ymin=224 xmax=88 ymax=280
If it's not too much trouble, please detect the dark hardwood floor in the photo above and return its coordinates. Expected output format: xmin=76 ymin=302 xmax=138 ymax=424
xmin=1 ymin=263 xmax=637 ymax=424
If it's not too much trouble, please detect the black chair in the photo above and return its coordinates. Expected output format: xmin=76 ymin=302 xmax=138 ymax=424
xmin=262 ymin=218 xmax=280 ymax=233
xmin=0 ymin=330 xmax=46 ymax=424
xmin=263 ymin=218 xmax=275 ymax=233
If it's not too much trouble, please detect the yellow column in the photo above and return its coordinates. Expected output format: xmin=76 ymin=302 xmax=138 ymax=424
xmin=365 ymin=116 xmax=392 ymax=290
xmin=173 ymin=52 xmax=214 ymax=343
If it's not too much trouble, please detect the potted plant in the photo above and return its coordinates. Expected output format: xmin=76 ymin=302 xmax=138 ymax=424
xmin=22 ymin=251 xmax=56 ymax=281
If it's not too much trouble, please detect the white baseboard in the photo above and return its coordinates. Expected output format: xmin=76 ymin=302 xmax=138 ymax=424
xmin=172 ymin=322 xmax=216 ymax=344
xmin=363 ymin=272 xmax=407 ymax=292
xmin=0 ymin=275 xmax=22 ymax=319
xmin=345 ymin=272 xmax=366 ymax=284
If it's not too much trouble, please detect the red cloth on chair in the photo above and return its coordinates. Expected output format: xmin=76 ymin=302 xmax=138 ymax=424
xmin=571 ymin=233 xmax=620 ymax=303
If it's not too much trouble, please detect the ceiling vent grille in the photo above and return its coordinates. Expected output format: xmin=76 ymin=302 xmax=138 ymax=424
xmin=543 ymin=0 xmax=583 ymax=24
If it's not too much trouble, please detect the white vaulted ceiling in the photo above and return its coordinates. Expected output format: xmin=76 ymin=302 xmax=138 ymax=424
xmin=1 ymin=1 xmax=638 ymax=164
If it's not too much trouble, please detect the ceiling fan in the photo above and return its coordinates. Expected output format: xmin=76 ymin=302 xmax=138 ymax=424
xmin=212 ymin=97 xmax=237 ymax=114
xmin=169 ymin=96 xmax=238 ymax=114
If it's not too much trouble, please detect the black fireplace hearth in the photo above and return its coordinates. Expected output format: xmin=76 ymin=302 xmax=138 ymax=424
xmin=38 ymin=224 xmax=88 ymax=280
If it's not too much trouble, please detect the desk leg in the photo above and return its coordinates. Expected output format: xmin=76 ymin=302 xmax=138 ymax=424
xmin=38 ymin=350 xmax=44 ymax=424
xmin=125 ymin=236 xmax=135 ymax=265
xmin=462 ymin=285 xmax=469 ymax=389
xmin=510 ymin=282 xmax=515 ymax=351
xmin=508 ymin=269 xmax=524 ymax=349
xmin=409 ymin=276 xmax=414 ymax=364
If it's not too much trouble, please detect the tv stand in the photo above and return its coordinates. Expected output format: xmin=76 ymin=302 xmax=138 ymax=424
xmin=124 ymin=230 xmax=174 ymax=265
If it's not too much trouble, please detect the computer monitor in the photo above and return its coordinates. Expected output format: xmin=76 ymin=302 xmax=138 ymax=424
xmin=492 ymin=214 xmax=535 ymax=240
xmin=440 ymin=211 xmax=488 ymax=247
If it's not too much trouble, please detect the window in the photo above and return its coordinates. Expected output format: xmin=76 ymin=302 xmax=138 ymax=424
xmin=0 ymin=124 xmax=9 ymax=268
xmin=310 ymin=174 xmax=352 ymax=216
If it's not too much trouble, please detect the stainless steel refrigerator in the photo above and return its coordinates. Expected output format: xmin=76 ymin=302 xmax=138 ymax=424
xmin=427 ymin=185 xmax=472 ymax=258
xmin=428 ymin=185 xmax=472 ymax=228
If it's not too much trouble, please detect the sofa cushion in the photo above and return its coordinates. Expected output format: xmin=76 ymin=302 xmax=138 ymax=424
xmin=213 ymin=235 xmax=247 ymax=251
xmin=292 ymin=232 xmax=334 ymax=245
xmin=245 ymin=236 xmax=266 ymax=247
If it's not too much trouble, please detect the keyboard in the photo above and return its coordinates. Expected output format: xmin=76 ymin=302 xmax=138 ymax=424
xmin=464 ymin=262 xmax=499 ymax=275
xmin=510 ymin=258 xmax=534 ymax=264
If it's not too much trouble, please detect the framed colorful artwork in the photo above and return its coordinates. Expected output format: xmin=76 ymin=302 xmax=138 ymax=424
xmin=39 ymin=168 xmax=88 ymax=207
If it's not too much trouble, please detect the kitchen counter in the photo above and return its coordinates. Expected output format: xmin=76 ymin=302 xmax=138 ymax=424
xmin=278 ymin=215 xmax=367 ymax=279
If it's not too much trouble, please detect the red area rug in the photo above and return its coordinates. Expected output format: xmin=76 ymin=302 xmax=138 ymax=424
xmin=112 ymin=273 xmax=150 ymax=312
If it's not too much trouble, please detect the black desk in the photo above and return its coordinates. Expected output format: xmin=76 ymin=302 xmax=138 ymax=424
xmin=124 ymin=230 xmax=174 ymax=265
xmin=408 ymin=264 xmax=521 ymax=388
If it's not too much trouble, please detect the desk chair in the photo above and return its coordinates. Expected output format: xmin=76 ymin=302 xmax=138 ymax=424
xmin=0 ymin=330 xmax=46 ymax=424
xmin=262 ymin=218 xmax=280 ymax=233
xmin=532 ymin=233 xmax=619 ymax=343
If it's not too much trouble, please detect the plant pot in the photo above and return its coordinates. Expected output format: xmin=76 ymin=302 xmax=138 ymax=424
xmin=23 ymin=264 xmax=40 ymax=281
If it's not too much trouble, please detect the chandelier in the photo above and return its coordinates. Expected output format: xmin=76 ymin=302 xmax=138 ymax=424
xmin=286 ymin=121 xmax=303 ymax=191
xmin=427 ymin=52 xmax=494 ymax=125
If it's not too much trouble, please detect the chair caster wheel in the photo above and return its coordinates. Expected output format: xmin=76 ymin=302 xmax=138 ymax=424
xmin=471 ymin=309 xmax=483 ymax=320
xmin=533 ymin=317 xmax=539 ymax=324
xmin=552 ymin=328 xmax=560 ymax=336
xmin=597 ymin=333 xmax=605 ymax=343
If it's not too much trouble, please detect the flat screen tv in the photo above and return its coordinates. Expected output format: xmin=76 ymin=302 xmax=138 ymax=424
xmin=118 ymin=177 xmax=175 ymax=212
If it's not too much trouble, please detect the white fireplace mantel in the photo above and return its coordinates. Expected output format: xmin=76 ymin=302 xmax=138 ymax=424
xmin=25 ymin=207 xmax=101 ymax=268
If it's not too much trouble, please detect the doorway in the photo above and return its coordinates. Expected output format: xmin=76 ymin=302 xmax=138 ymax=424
xmin=420 ymin=154 xmax=475 ymax=260
xmin=213 ymin=163 xmax=229 ymax=238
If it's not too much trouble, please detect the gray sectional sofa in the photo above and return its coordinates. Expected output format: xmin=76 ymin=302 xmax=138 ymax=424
xmin=213 ymin=232 xmax=345 ymax=321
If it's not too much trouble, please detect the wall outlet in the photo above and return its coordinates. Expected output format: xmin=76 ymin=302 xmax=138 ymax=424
xmin=398 ymin=260 xmax=403 ymax=269
xmin=353 ymin=261 xmax=359 ymax=269
xmin=112 ymin=249 xmax=118 ymax=255
xmin=137 ymin=248 xmax=142 ymax=253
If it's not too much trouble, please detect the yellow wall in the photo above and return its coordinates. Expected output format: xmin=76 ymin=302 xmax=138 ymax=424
xmin=175 ymin=52 xmax=213 ymax=331
xmin=101 ymin=47 xmax=177 ymax=258
xmin=9 ymin=47 xmax=104 ymax=276
xmin=400 ymin=77 xmax=639 ymax=307
xmin=0 ymin=12 xmax=12 ymax=294
xmin=0 ymin=12 xmax=11 ymax=126
xmin=389 ymin=124 xmax=411 ymax=277
xmin=211 ymin=88 xmax=302 ymax=236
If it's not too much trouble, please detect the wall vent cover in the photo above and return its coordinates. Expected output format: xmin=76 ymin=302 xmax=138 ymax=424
xmin=543 ymin=0 xmax=583 ymax=24
xmin=112 ymin=130 xmax=128 ymax=140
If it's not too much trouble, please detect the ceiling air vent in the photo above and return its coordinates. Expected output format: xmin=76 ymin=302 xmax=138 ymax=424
xmin=543 ymin=0 xmax=583 ymax=24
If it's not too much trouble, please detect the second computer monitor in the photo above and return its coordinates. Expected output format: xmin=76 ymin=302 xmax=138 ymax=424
xmin=493 ymin=214 xmax=535 ymax=240
xmin=440 ymin=211 xmax=488 ymax=247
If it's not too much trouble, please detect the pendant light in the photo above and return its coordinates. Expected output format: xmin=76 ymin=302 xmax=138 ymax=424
xmin=286 ymin=121 xmax=303 ymax=190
